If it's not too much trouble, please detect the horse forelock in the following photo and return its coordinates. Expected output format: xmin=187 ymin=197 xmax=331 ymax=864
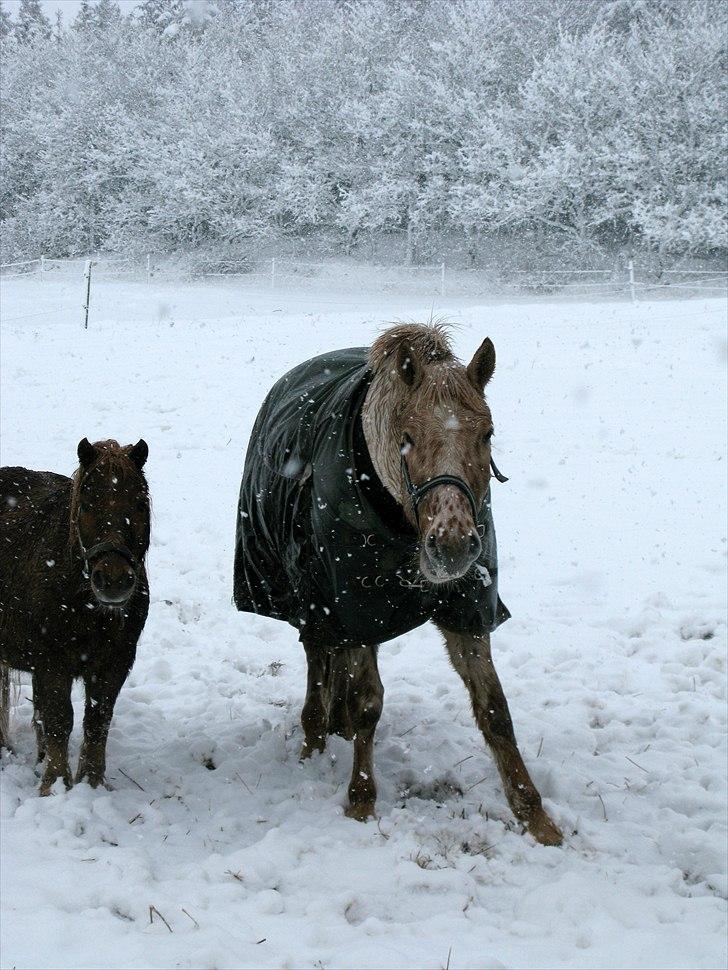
xmin=368 ymin=322 xmax=486 ymax=414
xmin=368 ymin=322 xmax=454 ymax=374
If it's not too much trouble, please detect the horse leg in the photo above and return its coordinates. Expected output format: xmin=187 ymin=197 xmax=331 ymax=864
xmin=33 ymin=667 xmax=73 ymax=795
xmin=437 ymin=626 xmax=562 ymax=846
xmin=328 ymin=650 xmax=353 ymax=740
xmin=0 ymin=664 xmax=9 ymax=751
xmin=76 ymin=665 xmax=129 ymax=787
xmin=344 ymin=645 xmax=383 ymax=822
xmin=32 ymin=672 xmax=46 ymax=763
xmin=300 ymin=640 xmax=330 ymax=758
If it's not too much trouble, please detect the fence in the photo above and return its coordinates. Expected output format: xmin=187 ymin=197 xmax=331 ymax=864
xmin=1 ymin=253 xmax=726 ymax=327
xmin=0 ymin=253 xmax=155 ymax=284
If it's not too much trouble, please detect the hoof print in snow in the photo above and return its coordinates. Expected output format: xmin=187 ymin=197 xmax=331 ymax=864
xmin=679 ymin=620 xmax=716 ymax=641
xmin=398 ymin=773 xmax=464 ymax=805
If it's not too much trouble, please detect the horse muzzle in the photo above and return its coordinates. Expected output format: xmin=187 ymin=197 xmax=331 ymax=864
xmin=421 ymin=528 xmax=482 ymax=583
xmin=84 ymin=542 xmax=138 ymax=607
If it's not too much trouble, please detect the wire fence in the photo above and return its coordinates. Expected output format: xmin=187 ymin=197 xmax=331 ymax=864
xmin=1 ymin=252 xmax=726 ymax=327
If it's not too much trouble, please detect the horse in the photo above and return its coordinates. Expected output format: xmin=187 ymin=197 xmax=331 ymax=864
xmin=0 ymin=438 xmax=151 ymax=795
xmin=234 ymin=323 xmax=562 ymax=846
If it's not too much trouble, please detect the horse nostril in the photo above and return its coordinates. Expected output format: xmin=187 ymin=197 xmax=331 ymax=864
xmin=426 ymin=532 xmax=437 ymax=550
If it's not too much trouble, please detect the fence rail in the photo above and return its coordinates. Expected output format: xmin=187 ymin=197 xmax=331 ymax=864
xmin=1 ymin=253 xmax=726 ymax=327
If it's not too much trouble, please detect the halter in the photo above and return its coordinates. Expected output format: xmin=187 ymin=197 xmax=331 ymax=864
xmin=77 ymin=531 xmax=138 ymax=576
xmin=400 ymin=447 xmax=508 ymax=526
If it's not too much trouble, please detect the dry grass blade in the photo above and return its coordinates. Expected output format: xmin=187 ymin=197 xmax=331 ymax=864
xmin=235 ymin=771 xmax=253 ymax=795
xmin=625 ymin=756 xmax=648 ymax=773
xmin=149 ymin=905 xmax=173 ymax=932
xmin=118 ymin=767 xmax=146 ymax=792
xmin=181 ymin=908 xmax=199 ymax=929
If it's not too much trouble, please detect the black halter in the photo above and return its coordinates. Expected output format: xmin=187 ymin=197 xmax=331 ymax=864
xmin=78 ymin=536 xmax=138 ymax=574
xmin=400 ymin=448 xmax=508 ymax=526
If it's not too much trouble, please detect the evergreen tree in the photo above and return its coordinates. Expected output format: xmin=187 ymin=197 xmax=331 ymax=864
xmin=14 ymin=0 xmax=51 ymax=43
xmin=72 ymin=0 xmax=94 ymax=33
xmin=137 ymin=0 xmax=185 ymax=34
xmin=93 ymin=0 xmax=123 ymax=32
xmin=0 ymin=2 xmax=12 ymax=42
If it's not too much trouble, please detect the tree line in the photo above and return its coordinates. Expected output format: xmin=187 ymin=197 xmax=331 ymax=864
xmin=1 ymin=0 xmax=726 ymax=264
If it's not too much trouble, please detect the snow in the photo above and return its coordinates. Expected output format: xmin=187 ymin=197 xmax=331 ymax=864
xmin=1 ymin=276 xmax=726 ymax=970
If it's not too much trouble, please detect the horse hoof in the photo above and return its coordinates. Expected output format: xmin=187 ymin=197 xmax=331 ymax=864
xmin=345 ymin=802 xmax=376 ymax=822
xmin=76 ymin=772 xmax=110 ymax=790
xmin=39 ymin=777 xmax=71 ymax=797
xmin=527 ymin=809 xmax=563 ymax=846
xmin=299 ymin=740 xmax=325 ymax=761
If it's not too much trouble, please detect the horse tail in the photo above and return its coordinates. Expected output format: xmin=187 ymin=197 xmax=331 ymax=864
xmin=0 ymin=664 xmax=10 ymax=748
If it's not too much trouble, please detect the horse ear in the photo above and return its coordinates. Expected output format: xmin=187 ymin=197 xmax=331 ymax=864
xmin=129 ymin=439 xmax=149 ymax=470
xmin=396 ymin=342 xmax=420 ymax=388
xmin=77 ymin=437 xmax=97 ymax=468
xmin=467 ymin=338 xmax=496 ymax=392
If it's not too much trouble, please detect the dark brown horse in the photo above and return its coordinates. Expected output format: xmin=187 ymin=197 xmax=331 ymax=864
xmin=234 ymin=324 xmax=562 ymax=845
xmin=0 ymin=438 xmax=150 ymax=795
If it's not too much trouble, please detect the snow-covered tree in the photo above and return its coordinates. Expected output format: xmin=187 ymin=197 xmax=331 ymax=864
xmin=13 ymin=0 xmax=51 ymax=43
xmin=0 ymin=2 xmax=12 ymax=41
xmin=72 ymin=0 xmax=94 ymax=33
xmin=0 ymin=0 xmax=724 ymax=259
xmin=93 ymin=0 xmax=124 ymax=32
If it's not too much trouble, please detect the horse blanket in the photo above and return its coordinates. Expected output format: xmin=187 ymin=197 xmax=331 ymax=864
xmin=233 ymin=348 xmax=510 ymax=645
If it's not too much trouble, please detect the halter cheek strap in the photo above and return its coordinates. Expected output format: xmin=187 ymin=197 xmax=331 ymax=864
xmin=400 ymin=448 xmax=509 ymax=525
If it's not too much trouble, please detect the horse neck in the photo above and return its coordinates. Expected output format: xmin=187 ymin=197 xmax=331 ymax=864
xmin=361 ymin=372 xmax=405 ymax=505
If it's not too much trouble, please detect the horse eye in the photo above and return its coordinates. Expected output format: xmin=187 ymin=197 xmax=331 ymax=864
xmin=483 ymin=430 xmax=494 ymax=445
xmin=401 ymin=433 xmax=415 ymax=453
xmin=79 ymin=502 xmax=90 ymax=514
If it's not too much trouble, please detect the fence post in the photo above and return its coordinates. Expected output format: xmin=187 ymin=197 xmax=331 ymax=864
xmin=83 ymin=260 xmax=92 ymax=330
xmin=146 ymin=253 xmax=151 ymax=285
xmin=271 ymin=257 xmax=276 ymax=289
xmin=440 ymin=262 xmax=445 ymax=297
xmin=628 ymin=258 xmax=636 ymax=303
xmin=39 ymin=255 xmax=46 ymax=280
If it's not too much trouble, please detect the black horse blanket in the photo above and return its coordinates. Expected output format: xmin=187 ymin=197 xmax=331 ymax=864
xmin=233 ymin=348 xmax=510 ymax=645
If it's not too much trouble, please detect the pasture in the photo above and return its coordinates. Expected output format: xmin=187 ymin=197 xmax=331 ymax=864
xmin=0 ymin=275 xmax=725 ymax=969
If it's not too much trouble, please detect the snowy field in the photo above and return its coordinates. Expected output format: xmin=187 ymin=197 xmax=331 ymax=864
xmin=0 ymin=276 xmax=726 ymax=970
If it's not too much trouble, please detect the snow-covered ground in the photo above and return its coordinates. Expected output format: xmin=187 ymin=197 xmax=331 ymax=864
xmin=1 ymin=276 xmax=726 ymax=970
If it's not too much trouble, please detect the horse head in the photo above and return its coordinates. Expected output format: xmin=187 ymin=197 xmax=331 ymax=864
xmin=363 ymin=323 xmax=503 ymax=584
xmin=72 ymin=438 xmax=150 ymax=607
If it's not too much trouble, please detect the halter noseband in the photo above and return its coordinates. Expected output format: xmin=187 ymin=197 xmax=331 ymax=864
xmin=400 ymin=447 xmax=508 ymax=526
xmin=77 ymin=534 xmax=138 ymax=575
